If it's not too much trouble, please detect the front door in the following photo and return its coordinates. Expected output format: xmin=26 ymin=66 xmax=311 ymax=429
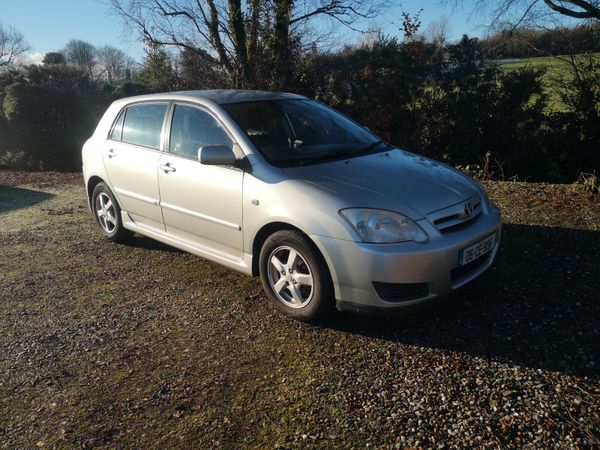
xmin=157 ymin=103 xmax=244 ymax=260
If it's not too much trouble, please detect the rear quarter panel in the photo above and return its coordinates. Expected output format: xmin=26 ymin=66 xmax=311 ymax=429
xmin=82 ymin=102 xmax=123 ymax=198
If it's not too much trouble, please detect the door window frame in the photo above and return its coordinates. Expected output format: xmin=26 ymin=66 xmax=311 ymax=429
xmin=106 ymin=101 xmax=170 ymax=153
xmin=164 ymin=101 xmax=237 ymax=163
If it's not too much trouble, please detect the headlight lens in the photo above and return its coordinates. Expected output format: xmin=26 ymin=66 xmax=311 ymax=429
xmin=339 ymin=208 xmax=428 ymax=243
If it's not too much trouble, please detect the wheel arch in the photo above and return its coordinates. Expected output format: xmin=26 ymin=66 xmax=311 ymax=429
xmin=86 ymin=175 xmax=106 ymax=208
xmin=250 ymin=222 xmax=332 ymax=287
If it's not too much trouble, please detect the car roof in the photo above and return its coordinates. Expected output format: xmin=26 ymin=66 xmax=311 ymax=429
xmin=115 ymin=90 xmax=306 ymax=106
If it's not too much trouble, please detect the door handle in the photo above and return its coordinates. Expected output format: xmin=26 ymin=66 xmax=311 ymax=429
xmin=107 ymin=149 xmax=116 ymax=158
xmin=160 ymin=163 xmax=176 ymax=173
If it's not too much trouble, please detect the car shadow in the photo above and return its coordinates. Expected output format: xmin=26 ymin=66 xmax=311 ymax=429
xmin=326 ymin=223 xmax=600 ymax=378
xmin=0 ymin=185 xmax=54 ymax=213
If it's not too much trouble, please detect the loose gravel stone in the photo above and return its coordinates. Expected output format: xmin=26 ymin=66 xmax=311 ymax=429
xmin=0 ymin=172 xmax=598 ymax=449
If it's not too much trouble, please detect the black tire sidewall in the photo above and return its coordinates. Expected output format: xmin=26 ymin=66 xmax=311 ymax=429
xmin=91 ymin=182 xmax=129 ymax=242
xmin=259 ymin=230 xmax=333 ymax=321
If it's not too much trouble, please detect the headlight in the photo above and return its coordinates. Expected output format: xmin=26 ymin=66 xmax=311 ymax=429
xmin=339 ymin=208 xmax=428 ymax=243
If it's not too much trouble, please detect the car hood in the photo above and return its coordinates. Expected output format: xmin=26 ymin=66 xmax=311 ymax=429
xmin=283 ymin=149 xmax=478 ymax=219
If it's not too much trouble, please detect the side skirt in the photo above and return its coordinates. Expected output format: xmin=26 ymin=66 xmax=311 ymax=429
xmin=122 ymin=211 xmax=254 ymax=276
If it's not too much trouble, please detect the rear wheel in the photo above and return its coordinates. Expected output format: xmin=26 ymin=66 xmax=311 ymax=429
xmin=91 ymin=182 xmax=132 ymax=242
xmin=259 ymin=230 xmax=333 ymax=321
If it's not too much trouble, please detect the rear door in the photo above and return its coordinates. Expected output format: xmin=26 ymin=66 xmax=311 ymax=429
xmin=102 ymin=102 xmax=168 ymax=230
xmin=157 ymin=103 xmax=244 ymax=260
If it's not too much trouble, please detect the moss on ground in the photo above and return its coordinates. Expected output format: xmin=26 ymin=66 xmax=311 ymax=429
xmin=0 ymin=171 xmax=598 ymax=449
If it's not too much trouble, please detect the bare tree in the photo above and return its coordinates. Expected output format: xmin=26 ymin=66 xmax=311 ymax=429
xmin=110 ymin=0 xmax=385 ymax=89
xmin=425 ymin=16 xmax=450 ymax=47
xmin=63 ymin=39 xmax=98 ymax=77
xmin=449 ymin=0 xmax=599 ymax=30
xmin=0 ymin=24 xmax=29 ymax=68
xmin=123 ymin=55 xmax=138 ymax=79
xmin=356 ymin=28 xmax=386 ymax=47
xmin=540 ymin=0 xmax=599 ymax=19
xmin=98 ymin=45 xmax=127 ymax=84
xmin=426 ymin=17 xmax=450 ymax=42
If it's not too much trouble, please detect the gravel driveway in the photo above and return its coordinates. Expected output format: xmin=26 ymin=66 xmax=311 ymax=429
xmin=0 ymin=171 xmax=598 ymax=449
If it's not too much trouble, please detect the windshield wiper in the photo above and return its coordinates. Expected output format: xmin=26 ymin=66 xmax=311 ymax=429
xmin=291 ymin=141 xmax=391 ymax=167
xmin=355 ymin=139 xmax=390 ymax=155
xmin=295 ymin=150 xmax=348 ymax=166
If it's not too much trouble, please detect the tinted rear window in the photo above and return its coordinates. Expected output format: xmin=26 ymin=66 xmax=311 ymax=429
xmin=109 ymin=109 xmax=125 ymax=141
xmin=122 ymin=103 xmax=167 ymax=149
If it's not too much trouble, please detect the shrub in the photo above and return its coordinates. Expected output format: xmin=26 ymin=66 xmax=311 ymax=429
xmin=576 ymin=172 xmax=599 ymax=194
xmin=0 ymin=65 xmax=113 ymax=170
xmin=297 ymin=36 xmax=599 ymax=183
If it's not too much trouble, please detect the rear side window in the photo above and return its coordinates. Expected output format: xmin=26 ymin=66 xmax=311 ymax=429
xmin=121 ymin=103 xmax=167 ymax=149
xmin=109 ymin=110 xmax=125 ymax=141
xmin=169 ymin=104 xmax=233 ymax=158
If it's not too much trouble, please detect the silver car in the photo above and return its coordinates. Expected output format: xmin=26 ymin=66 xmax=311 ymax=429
xmin=82 ymin=90 xmax=501 ymax=321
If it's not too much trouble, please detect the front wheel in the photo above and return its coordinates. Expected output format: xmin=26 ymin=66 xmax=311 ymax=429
xmin=91 ymin=182 xmax=132 ymax=242
xmin=259 ymin=230 xmax=333 ymax=321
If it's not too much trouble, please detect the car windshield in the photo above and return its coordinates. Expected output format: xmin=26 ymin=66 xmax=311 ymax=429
xmin=223 ymin=99 xmax=388 ymax=167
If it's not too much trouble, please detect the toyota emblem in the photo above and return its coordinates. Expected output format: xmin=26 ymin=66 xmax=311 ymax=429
xmin=464 ymin=201 xmax=474 ymax=216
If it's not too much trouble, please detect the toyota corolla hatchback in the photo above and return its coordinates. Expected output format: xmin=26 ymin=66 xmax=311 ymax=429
xmin=82 ymin=90 xmax=501 ymax=321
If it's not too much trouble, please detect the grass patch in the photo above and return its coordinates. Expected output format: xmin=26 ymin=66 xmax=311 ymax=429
xmin=498 ymin=53 xmax=600 ymax=112
xmin=1 ymin=171 xmax=599 ymax=448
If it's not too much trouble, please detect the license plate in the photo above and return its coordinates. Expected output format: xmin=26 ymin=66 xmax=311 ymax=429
xmin=459 ymin=233 xmax=496 ymax=266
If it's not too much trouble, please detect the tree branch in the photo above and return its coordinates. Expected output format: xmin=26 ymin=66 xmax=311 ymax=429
xmin=543 ymin=0 xmax=600 ymax=19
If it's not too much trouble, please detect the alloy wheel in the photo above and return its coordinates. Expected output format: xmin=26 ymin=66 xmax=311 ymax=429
xmin=267 ymin=245 xmax=314 ymax=308
xmin=95 ymin=192 xmax=117 ymax=234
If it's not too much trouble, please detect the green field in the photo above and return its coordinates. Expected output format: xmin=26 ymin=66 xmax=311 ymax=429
xmin=498 ymin=54 xmax=599 ymax=112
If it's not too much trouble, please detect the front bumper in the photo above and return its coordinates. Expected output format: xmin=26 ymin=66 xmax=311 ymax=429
xmin=310 ymin=204 xmax=502 ymax=313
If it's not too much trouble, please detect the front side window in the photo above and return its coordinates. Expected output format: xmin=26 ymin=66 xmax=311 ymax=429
xmin=223 ymin=99 xmax=385 ymax=167
xmin=169 ymin=104 xmax=233 ymax=159
xmin=121 ymin=103 xmax=167 ymax=149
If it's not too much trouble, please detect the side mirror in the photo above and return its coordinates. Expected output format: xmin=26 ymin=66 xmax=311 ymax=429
xmin=198 ymin=145 xmax=236 ymax=166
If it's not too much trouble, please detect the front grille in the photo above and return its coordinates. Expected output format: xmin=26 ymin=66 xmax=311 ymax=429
xmin=450 ymin=252 xmax=490 ymax=282
xmin=434 ymin=213 xmax=460 ymax=226
xmin=373 ymin=282 xmax=429 ymax=302
xmin=432 ymin=198 xmax=482 ymax=233
xmin=440 ymin=213 xmax=481 ymax=233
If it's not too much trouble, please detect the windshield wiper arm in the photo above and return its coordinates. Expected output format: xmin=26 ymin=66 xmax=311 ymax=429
xmin=356 ymin=139 xmax=390 ymax=154
xmin=296 ymin=150 xmax=348 ymax=166
xmin=293 ymin=141 xmax=391 ymax=166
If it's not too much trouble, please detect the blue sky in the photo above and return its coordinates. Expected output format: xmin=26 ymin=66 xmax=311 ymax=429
xmin=0 ymin=0 xmax=145 ymax=62
xmin=0 ymin=0 xmax=484 ymax=63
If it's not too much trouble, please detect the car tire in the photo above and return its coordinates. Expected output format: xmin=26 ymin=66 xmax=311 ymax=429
xmin=259 ymin=230 xmax=333 ymax=321
xmin=91 ymin=182 xmax=132 ymax=243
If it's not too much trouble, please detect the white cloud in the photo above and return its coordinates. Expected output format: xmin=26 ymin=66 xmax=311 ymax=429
xmin=19 ymin=51 xmax=45 ymax=66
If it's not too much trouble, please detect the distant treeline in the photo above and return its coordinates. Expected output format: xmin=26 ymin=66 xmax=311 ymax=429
xmin=479 ymin=23 xmax=600 ymax=59
xmin=0 ymin=29 xmax=599 ymax=183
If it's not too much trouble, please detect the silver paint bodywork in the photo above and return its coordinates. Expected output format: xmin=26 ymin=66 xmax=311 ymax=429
xmin=82 ymin=90 xmax=501 ymax=312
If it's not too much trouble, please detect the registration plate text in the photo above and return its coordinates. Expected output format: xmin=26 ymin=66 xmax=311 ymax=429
xmin=459 ymin=233 xmax=496 ymax=266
